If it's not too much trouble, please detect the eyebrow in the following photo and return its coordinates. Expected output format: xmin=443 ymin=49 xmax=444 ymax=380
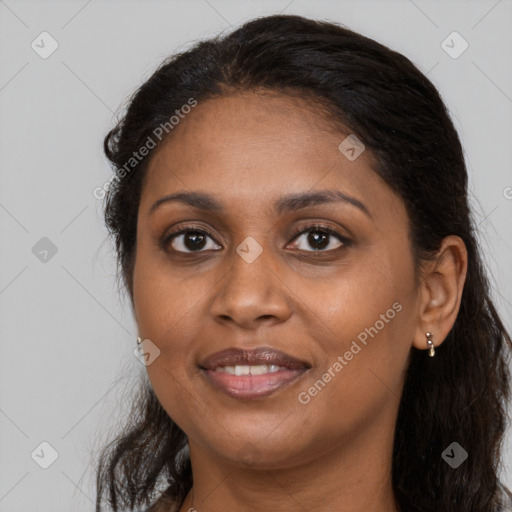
xmin=149 ymin=189 xmax=371 ymax=218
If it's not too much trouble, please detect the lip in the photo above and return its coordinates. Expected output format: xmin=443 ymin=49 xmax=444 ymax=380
xmin=199 ymin=346 xmax=310 ymax=371
xmin=198 ymin=346 xmax=311 ymax=400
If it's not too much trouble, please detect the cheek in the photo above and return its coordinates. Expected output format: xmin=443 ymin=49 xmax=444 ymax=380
xmin=314 ymin=254 xmax=410 ymax=349
xmin=301 ymin=254 xmax=416 ymax=417
xmin=133 ymin=236 xmax=212 ymax=341
xmin=132 ymin=242 xmax=222 ymax=429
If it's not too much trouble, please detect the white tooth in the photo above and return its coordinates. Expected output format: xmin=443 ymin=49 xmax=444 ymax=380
xmin=249 ymin=365 xmax=269 ymax=375
xmin=235 ymin=365 xmax=250 ymax=376
xmin=215 ymin=364 xmax=289 ymax=375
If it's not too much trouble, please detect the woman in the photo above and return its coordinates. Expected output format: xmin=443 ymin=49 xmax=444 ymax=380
xmin=95 ymin=14 xmax=512 ymax=512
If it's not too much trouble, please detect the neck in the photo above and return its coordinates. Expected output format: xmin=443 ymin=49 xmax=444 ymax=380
xmin=178 ymin=416 xmax=400 ymax=512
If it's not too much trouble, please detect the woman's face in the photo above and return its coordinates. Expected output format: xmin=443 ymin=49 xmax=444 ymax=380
xmin=133 ymin=90 xmax=422 ymax=469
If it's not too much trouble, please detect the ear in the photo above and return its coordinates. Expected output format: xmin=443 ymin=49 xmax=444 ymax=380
xmin=412 ymin=235 xmax=468 ymax=352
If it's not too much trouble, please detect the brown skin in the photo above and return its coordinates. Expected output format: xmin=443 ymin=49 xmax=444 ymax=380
xmin=132 ymin=91 xmax=468 ymax=512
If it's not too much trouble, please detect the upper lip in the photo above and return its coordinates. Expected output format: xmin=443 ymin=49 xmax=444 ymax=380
xmin=199 ymin=347 xmax=311 ymax=371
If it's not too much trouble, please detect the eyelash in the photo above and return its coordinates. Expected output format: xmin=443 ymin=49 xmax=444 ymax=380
xmin=160 ymin=223 xmax=352 ymax=255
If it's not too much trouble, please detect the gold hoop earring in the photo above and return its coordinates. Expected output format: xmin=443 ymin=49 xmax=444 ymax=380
xmin=426 ymin=332 xmax=435 ymax=357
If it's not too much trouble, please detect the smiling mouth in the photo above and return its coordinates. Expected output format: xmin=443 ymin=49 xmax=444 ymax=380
xmin=200 ymin=366 xmax=309 ymax=399
xmin=198 ymin=346 xmax=312 ymax=399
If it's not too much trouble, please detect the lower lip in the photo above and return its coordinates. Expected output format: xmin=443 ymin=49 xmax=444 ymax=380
xmin=201 ymin=368 xmax=308 ymax=399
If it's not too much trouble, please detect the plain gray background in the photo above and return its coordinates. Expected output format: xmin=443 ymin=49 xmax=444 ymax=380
xmin=1 ymin=0 xmax=511 ymax=510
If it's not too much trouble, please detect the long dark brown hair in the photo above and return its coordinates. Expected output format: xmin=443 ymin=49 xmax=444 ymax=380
xmin=96 ymin=14 xmax=512 ymax=512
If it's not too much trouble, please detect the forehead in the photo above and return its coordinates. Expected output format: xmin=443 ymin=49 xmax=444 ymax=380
xmin=148 ymin=90 xmax=343 ymax=173
xmin=141 ymin=90 xmax=401 ymax=222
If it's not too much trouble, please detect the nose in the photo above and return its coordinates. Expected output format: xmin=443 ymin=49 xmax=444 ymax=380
xmin=209 ymin=242 xmax=292 ymax=330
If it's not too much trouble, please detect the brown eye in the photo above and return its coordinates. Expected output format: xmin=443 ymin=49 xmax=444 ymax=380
xmin=162 ymin=228 xmax=221 ymax=253
xmin=289 ymin=225 xmax=351 ymax=252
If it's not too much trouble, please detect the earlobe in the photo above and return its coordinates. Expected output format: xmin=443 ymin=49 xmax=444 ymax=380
xmin=412 ymin=235 xmax=468 ymax=352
